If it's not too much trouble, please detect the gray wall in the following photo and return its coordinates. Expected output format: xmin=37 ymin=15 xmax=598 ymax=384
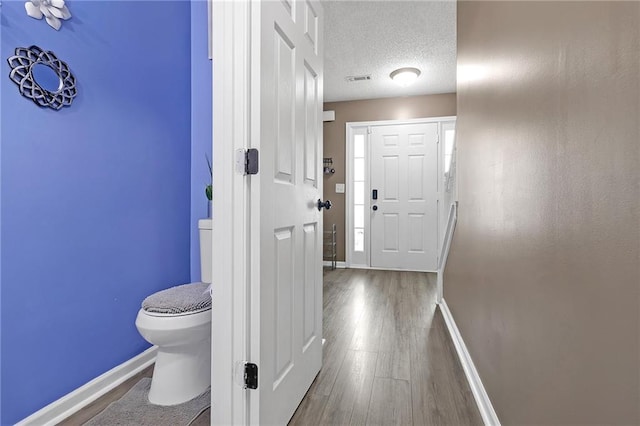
xmin=446 ymin=1 xmax=640 ymax=423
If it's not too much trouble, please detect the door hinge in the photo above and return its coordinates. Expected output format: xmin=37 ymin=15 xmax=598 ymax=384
xmin=235 ymin=149 xmax=259 ymax=175
xmin=244 ymin=362 xmax=258 ymax=389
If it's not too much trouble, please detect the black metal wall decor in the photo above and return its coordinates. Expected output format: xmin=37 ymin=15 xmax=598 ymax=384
xmin=323 ymin=158 xmax=335 ymax=174
xmin=7 ymin=46 xmax=77 ymax=110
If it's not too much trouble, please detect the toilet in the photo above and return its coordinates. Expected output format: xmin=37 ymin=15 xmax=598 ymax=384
xmin=135 ymin=219 xmax=212 ymax=406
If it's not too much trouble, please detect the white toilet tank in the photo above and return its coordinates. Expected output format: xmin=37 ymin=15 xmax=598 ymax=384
xmin=198 ymin=219 xmax=212 ymax=284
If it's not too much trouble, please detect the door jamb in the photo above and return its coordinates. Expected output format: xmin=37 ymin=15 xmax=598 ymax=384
xmin=211 ymin=1 xmax=251 ymax=425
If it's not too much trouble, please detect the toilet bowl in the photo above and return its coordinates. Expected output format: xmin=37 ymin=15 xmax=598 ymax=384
xmin=135 ymin=219 xmax=213 ymax=406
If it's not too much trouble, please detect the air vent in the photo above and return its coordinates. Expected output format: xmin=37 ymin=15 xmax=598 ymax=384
xmin=345 ymin=75 xmax=371 ymax=82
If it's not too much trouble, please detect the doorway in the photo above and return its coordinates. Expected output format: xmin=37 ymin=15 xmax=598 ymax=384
xmin=346 ymin=117 xmax=456 ymax=272
xmin=211 ymin=1 xmax=325 ymax=424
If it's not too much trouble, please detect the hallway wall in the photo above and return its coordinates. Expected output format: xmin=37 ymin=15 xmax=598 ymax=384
xmin=446 ymin=1 xmax=640 ymax=423
xmin=323 ymin=93 xmax=456 ymax=262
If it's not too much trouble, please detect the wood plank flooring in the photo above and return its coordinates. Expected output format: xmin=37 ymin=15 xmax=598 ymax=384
xmin=61 ymin=268 xmax=480 ymax=425
xmin=289 ymin=268 xmax=482 ymax=426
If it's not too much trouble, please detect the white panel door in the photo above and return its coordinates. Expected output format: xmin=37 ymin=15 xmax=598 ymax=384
xmin=370 ymin=123 xmax=438 ymax=271
xmin=251 ymin=1 xmax=324 ymax=425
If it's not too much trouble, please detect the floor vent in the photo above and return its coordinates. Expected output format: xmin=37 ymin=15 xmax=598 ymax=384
xmin=345 ymin=75 xmax=371 ymax=82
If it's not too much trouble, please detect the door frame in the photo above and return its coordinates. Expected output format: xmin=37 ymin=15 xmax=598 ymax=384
xmin=211 ymin=2 xmax=251 ymax=425
xmin=345 ymin=117 xmax=456 ymax=274
xmin=212 ymin=1 xmax=325 ymax=424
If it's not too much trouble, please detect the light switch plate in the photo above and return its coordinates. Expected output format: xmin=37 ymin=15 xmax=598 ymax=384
xmin=335 ymin=183 xmax=345 ymax=194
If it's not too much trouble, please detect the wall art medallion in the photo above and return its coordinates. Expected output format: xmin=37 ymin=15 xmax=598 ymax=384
xmin=7 ymin=46 xmax=77 ymax=110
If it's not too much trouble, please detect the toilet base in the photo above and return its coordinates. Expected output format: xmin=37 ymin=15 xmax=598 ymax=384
xmin=148 ymin=337 xmax=211 ymax=406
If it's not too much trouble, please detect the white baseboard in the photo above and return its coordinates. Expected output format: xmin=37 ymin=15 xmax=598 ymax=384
xmin=323 ymin=261 xmax=346 ymax=269
xmin=439 ymin=299 xmax=501 ymax=426
xmin=17 ymin=346 xmax=158 ymax=426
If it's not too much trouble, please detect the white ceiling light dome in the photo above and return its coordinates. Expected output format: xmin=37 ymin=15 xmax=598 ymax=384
xmin=390 ymin=67 xmax=421 ymax=87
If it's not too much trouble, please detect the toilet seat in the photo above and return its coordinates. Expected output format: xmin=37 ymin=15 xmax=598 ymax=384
xmin=136 ymin=282 xmax=212 ymax=348
xmin=142 ymin=307 xmax=211 ymax=318
xmin=142 ymin=282 xmax=211 ymax=315
xmin=136 ymin=307 xmax=211 ymax=346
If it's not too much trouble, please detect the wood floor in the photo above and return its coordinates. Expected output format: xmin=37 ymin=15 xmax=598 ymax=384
xmin=289 ymin=268 xmax=482 ymax=426
xmin=61 ymin=268 xmax=480 ymax=425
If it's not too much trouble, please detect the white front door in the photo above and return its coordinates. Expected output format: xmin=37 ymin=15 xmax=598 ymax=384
xmin=370 ymin=123 xmax=438 ymax=271
xmin=251 ymin=1 xmax=324 ymax=424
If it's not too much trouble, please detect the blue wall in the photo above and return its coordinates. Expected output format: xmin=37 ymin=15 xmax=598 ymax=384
xmin=190 ymin=0 xmax=213 ymax=280
xmin=0 ymin=5 xmax=3 ymax=423
xmin=0 ymin=1 xmax=192 ymax=423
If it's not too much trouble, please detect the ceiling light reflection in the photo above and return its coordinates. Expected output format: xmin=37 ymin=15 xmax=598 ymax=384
xmin=457 ymin=64 xmax=489 ymax=84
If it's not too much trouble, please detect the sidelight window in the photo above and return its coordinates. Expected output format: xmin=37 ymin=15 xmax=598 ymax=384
xmin=353 ymin=134 xmax=366 ymax=252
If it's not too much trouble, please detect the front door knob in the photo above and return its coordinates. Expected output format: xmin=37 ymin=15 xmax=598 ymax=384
xmin=317 ymin=199 xmax=332 ymax=211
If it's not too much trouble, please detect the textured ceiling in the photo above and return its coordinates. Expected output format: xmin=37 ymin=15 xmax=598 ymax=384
xmin=322 ymin=1 xmax=457 ymax=102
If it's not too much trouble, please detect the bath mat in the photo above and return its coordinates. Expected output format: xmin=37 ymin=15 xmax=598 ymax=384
xmin=84 ymin=378 xmax=210 ymax=426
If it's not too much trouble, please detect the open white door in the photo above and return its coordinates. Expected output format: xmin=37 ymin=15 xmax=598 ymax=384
xmin=250 ymin=1 xmax=324 ymax=424
xmin=212 ymin=0 xmax=324 ymax=425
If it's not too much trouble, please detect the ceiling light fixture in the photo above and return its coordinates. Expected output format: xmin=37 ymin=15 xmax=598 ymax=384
xmin=390 ymin=67 xmax=421 ymax=87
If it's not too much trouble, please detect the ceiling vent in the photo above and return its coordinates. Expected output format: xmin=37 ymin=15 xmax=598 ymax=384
xmin=345 ymin=75 xmax=371 ymax=82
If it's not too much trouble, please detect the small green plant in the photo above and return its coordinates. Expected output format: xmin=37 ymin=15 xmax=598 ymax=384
xmin=205 ymin=155 xmax=213 ymax=201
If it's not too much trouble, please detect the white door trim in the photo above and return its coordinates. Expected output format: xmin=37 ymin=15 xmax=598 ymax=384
xmin=211 ymin=2 xmax=251 ymax=425
xmin=347 ymin=116 xmax=457 ymax=128
xmin=345 ymin=116 xmax=456 ymax=270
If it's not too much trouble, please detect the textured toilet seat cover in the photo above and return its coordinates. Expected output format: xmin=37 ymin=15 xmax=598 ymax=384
xmin=142 ymin=282 xmax=211 ymax=315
